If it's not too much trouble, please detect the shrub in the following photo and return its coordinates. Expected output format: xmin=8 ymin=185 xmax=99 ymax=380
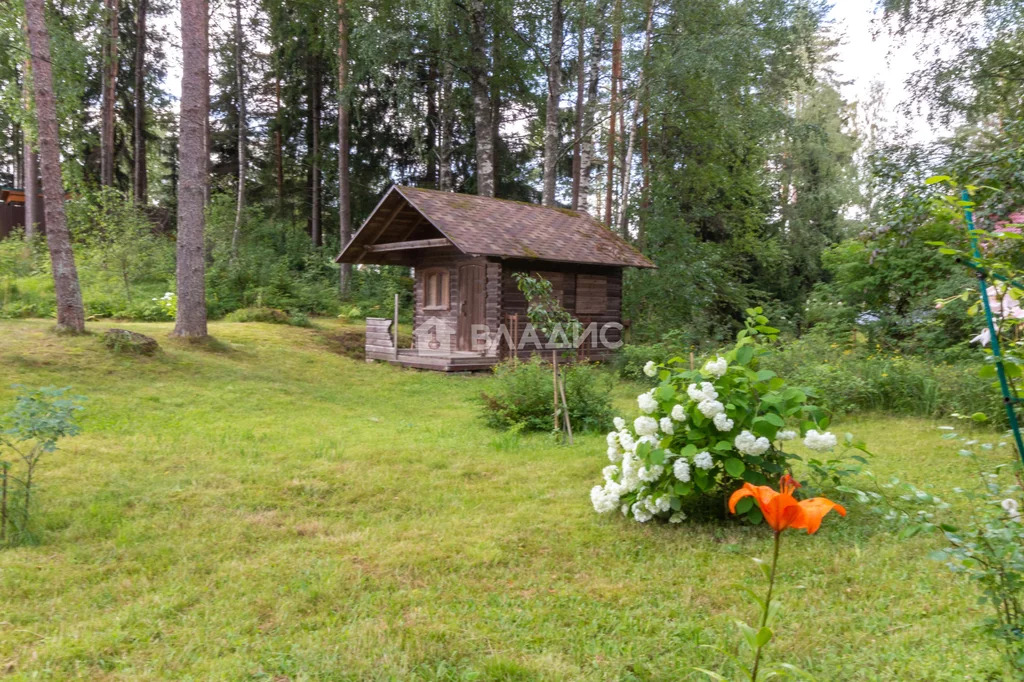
xmin=481 ymin=356 xmax=613 ymax=433
xmin=761 ymin=333 xmax=1001 ymax=423
xmin=0 ymin=386 xmax=84 ymax=545
xmin=614 ymin=329 xmax=702 ymax=381
xmin=591 ymin=308 xmax=865 ymax=525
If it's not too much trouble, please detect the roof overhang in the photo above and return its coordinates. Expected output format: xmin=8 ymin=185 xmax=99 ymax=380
xmin=335 ymin=186 xmax=463 ymax=265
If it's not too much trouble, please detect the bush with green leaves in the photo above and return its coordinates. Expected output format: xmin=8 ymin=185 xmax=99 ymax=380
xmin=0 ymin=386 xmax=84 ymax=544
xmin=480 ymin=356 xmax=613 ymax=433
xmin=591 ymin=309 xmax=866 ymax=525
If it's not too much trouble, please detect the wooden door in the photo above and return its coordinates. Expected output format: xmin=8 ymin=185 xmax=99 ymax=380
xmin=457 ymin=263 xmax=486 ymax=352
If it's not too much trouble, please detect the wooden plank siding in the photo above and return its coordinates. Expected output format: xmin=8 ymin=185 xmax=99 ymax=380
xmin=500 ymin=259 xmax=623 ymax=363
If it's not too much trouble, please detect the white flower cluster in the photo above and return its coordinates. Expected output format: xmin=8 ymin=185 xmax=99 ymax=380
xmin=634 ymin=416 xmax=659 ymax=437
xmin=697 ymin=399 xmax=725 ymax=418
xmin=734 ymin=430 xmax=770 ymax=456
xmin=1003 ymin=498 xmax=1022 ymax=523
xmin=687 ymin=382 xmax=718 ymax=402
xmin=673 ymin=458 xmax=691 ymax=482
xmin=703 ymin=356 xmax=728 ymax=379
xmin=637 ymin=390 xmax=658 ymax=414
xmin=803 ymin=429 xmax=837 ymax=452
xmin=713 ymin=412 xmax=734 ymax=432
xmin=594 ymin=357 xmax=841 ymax=525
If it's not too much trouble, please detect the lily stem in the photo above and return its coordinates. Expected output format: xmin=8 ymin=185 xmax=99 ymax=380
xmin=751 ymin=530 xmax=781 ymax=681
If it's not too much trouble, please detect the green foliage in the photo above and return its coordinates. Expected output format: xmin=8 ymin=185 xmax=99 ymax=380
xmin=513 ymin=272 xmax=582 ymax=342
xmin=0 ymin=386 xmax=84 ymax=545
xmin=480 ymin=356 xmax=613 ymax=434
xmin=614 ymin=329 xmax=708 ymax=382
xmin=762 ymin=333 xmax=1000 ymax=422
xmin=224 ymin=306 xmax=312 ymax=327
xmin=855 ymin=423 xmax=1024 ymax=676
xmin=593 ymin=309 xmax=865 ymax=524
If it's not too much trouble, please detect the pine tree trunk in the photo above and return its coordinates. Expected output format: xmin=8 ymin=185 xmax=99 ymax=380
xmin=22 ymin=59 xmax=39 ymax=240
xmin=24 ymin=0 xmax=85 ymax=332
xmin=570 ymin=6 xmax=585 ymax=210
xmin=310 ymin=58 xmax=321 ymax=247
xmin=14 ymin=124 xmax=22 ymax=188
xmin=274 ymin=68 xmax=283 ymax=212
xmin=617 ymin=103 xmax=636 ymax=236
xmin=133 ymin=0 xmax=147 ymax=204
xmin=603 ymin=0 xmax=621 ymax=226
xmin=337 ymin=0 xmax=352 ymax=294
xmin=23 ymin=141 xmax=38 ymax=239
xmin=578 ymin=17 xmax=604 ymax=215
xmin=231 ymin=0 xmax=246 ymax=258
xmin=638 ymin=0 xmax=653 ymax=250
xmin=438 ymin=56 xmax=453 ymax=191
xmin=101 ymin=0 xmax=119 ymax=187
xmin=542 ymin=0 xmax=563 ymax=206
xmin=425 ymin=58 xmax=438 ymax=187
xmin=173 ymin=0 xmax=209 ymax=339
xmin=467 ymin=0 xmax=494 ymax=198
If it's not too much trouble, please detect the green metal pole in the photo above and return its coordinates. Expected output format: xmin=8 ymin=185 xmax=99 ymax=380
xmin=964 ymin=190 xmax=1024 ymax=465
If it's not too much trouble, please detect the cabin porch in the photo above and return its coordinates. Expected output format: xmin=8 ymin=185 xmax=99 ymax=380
xmin=364 ymin=317 xmax=500 ymax=372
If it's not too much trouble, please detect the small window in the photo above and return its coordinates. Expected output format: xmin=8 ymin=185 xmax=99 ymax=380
xmin=423 ymin=268 xmax=450 ymax=310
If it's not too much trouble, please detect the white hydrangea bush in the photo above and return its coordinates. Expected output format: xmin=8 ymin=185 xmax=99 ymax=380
xmin=592 ymin=308 xmax=844 ymax=525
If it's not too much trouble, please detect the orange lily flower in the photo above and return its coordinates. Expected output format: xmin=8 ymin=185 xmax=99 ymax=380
xmin=729 ymin=474 xmax=846 ymax=534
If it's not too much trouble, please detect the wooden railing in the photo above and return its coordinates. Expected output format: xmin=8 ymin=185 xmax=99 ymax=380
xmin=365 ymin=317 xmax=396 ymax=361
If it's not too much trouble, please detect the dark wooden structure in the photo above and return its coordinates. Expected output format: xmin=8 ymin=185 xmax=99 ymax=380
xmin=336 ymin=185 xmax=655 ymax=371
xmin=0 ymin=188 xmax=44 ymax=239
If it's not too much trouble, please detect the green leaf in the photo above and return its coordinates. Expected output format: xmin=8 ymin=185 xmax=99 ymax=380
xmin=746 ymin=508 xmax=763 ymax=525
xmin=736 ymin=345 xmax=754 ymax=366
xmin=743 ymin=470 xmax=768 ymax=486
xmin=971 ymin=412 xmax=988 ymax=422
xmin=725 ymin=458 xmax=746 ymax=477
xmin=925 ymin=174 xmax=950 ymax=185
xmin=655 ymin=385 xmax=675 ymax=402
xmin=734 ymin=496 xmax=754 ymax=514
xmin=755 ymin=626 xmax=773 ymax=647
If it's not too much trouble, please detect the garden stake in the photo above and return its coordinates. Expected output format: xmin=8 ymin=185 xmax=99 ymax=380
xmin=559 ymin=376 xmax=573 ymax=445
xmin=511 ymin=314 xmax=518 ymax=366
xmin=0 ymin=461 xmax=7 ymax=542
xmin=963 ymin=189 xmax=1024 ymax=466
xmin=552 ymin=350 xmax=560 ymax=432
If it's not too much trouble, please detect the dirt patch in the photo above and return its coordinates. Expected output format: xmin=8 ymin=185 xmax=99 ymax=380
xmin=317 ymin=328 xmax=365 ymax=360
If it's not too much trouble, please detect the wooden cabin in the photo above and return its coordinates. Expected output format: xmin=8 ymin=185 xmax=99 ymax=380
xmin=0 ymin=188 xmax=44 ymax=240
xmin=336 ymin=185 xmax=655 ymax=371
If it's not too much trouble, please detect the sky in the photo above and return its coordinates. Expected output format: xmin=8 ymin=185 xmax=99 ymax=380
xmin=826 ymin=0 xmax=952 ymax=144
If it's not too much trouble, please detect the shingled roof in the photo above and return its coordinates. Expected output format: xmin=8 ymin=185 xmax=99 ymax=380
xmin=336 ymin=185 xmax=655 ymax=269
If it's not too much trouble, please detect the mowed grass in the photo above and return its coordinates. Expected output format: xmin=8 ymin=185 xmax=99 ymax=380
xmin=0 ymin=319 xmax=1006 ymax=680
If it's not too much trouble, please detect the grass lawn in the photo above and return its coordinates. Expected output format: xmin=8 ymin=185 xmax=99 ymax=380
xmin=0 ymin=319 xmax=1007 ymax=680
